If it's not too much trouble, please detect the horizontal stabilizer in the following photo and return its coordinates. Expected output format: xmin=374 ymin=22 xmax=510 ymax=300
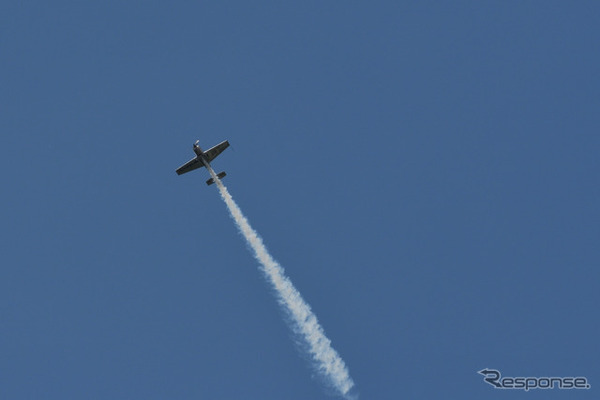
xmin=206 ymin=171 xmax=227 ymax=186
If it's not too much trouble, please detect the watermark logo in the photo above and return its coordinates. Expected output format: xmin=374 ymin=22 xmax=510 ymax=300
xmin=478 ymin=368 xmax=591 ymax=391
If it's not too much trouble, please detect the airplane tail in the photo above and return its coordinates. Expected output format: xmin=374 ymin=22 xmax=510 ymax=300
xmin=206 ymin=171 xmax=226 ymax=186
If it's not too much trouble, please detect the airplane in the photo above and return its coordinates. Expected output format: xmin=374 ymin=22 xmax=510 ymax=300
xmin=176 ymin=140 xmax=230 ymax=185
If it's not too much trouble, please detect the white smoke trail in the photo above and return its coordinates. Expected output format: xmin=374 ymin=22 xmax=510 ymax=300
xmin=206 ymin=166 xmax=356 ymax=399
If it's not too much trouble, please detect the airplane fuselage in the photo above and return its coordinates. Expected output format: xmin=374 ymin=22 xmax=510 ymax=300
xmin=193 ymin=144 xmax=211 ymax=168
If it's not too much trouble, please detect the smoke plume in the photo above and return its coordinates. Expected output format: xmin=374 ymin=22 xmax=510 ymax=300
xmin=206 ymin=166 xmax=356 ymax=399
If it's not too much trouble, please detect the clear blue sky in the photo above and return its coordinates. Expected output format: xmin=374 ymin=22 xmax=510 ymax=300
xmin=2 ymin=2 xmax=598 ymax=399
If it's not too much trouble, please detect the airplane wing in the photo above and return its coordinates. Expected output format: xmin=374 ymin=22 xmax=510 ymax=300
xmin=203 ymin=140 xmax=230 ymax=163
xmin=176 ymin=157 xmax=203 ymax=175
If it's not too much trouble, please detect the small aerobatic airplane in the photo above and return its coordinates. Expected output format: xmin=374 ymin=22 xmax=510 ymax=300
xmin=176 ymin=140 xmax=230 ymax=185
